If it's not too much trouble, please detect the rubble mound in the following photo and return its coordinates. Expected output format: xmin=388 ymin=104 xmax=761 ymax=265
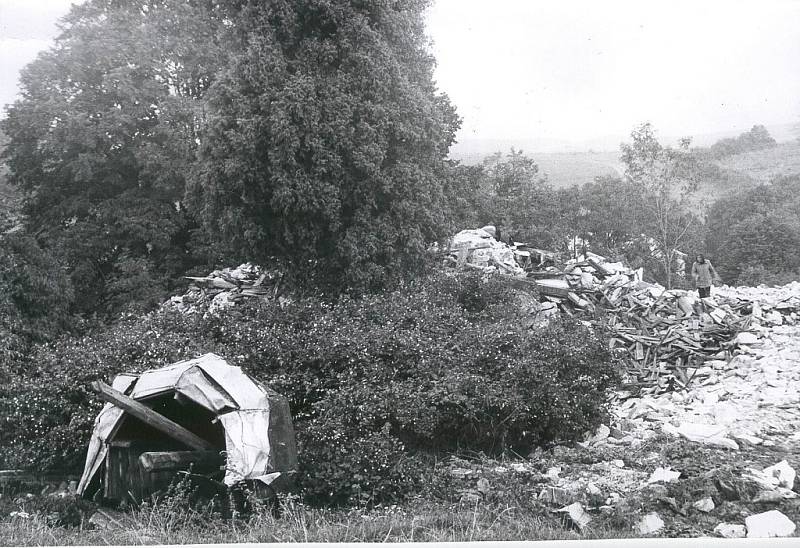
xmin=446 ymin=226 xmax=526 ymax=277
xmin=166 ymin=263 xmax=283 ymax=315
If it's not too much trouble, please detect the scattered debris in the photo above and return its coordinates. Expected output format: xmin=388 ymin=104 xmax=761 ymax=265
xmin=168 ymin=263 xmax=283 ymax=315
xmin=557 ymin=502 xmax=592 ymax=530
xmin=446 ymin=227 xmax=525 ymax=276
xmin=674 ymin=423 xmax=739 ymax=451
xmin=636 ymin=512 xmax=665 ymax=535
xmin=692 ymin=497 xmax=715 ymax=513
xmin=713 ymin=522 xmax=746 ymax=538
xmin=647 ymin=467 xmax=681 ymax=484
xmin=745 ymin=510 xmax=797 ymax=538
xmin=763 ymin=460 xmax=796 ymax=490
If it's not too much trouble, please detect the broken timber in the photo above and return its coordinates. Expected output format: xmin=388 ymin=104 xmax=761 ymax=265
xmin=91 ymin=381 xmax=216 ymax=451
xmin=138 ymin=451 xmax=223 ymax=473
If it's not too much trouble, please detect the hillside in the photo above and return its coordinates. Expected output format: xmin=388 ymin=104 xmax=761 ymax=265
xmin=717 ymin=141 xmax=800 ymax=183
xmin=532 ymin=150 xmax=623 ymax=189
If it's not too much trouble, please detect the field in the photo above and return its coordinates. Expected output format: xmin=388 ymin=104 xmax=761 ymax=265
xmin=718 ymin=141 xmax=800 ymax=183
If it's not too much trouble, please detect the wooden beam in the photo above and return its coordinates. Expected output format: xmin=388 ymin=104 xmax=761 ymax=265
xmin=138 ymin=451 xmax=223 ymax=473
xmin=91 ymin=381 xmax=216 ymax=451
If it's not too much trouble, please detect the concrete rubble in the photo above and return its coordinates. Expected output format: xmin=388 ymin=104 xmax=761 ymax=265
xmin=166 ymin=263 xmax=283 ymax=315
xmin=556 ymin=502 xmax=592 ymax=530
xmin=745 ymin=510 xmax=797 ymax=538
xmin=446 ymin=226 xmax=526 ymax=277
xmin=713 ymin=522 xmax=746 ymax=538
xmin=636 ymin=512 xmax=665 ymax=535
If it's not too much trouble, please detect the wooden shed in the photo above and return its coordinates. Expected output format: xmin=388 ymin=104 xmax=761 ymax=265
xmin=77 ymin=353 xmax=297 ymax=505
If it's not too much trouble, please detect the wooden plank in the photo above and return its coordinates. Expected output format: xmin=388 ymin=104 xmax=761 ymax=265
xmin=91 ymin=381 xmax=215 ymax=451
xmin=139 ymin=451 xmax=223 ymax=473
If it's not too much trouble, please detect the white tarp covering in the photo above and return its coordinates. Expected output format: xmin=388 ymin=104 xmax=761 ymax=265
xmin=218 ymin=410 xmax=272 ymax=484
xmin=77 ymin=353 xmax=288 ymax=493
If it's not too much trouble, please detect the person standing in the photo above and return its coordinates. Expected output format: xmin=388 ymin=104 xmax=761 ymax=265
xmin=691 ymin=254 xmax=721 ymax=298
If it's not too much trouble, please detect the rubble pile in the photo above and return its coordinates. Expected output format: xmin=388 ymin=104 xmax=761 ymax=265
xmin=445 ymin=226 xmax=526 ymax=277
xmin=444 ymin=226 xmax=800 ymax=395
xmin=166 ymin=263 xmax=282 ymax=315
xmin=524 ymin=254 xmax=761 ymax=394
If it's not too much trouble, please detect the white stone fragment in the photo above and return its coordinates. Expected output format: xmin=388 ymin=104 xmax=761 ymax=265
xmin=676 ymin=422 xmax=739 ymax=450
xmin=692 ymin=497 xmax=715 ymax=512
xmin=763 ymin=460 xmax=796 ymax=490
xmin=736 ymin=332 xmax=759 ymax=345
xmin=714 ymin=523 xmax=746 ymax=538
xmin=647 ymin=467 xmax=681 ymax=484
xmin=636 ymin=512 xmax=665 ymax=535
xmin=557 ymin=502 xmax=592 ymax=530
xmin=745 ymin=510 xmax=796 ymax=538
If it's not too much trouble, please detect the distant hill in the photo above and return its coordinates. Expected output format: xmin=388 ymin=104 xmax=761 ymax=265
xmin=528 ymin=151 xmax=622 ymax=189
xmin=716 ymin=140 xmax=800 ymax=184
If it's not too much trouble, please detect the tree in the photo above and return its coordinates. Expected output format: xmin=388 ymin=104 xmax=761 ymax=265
xmin=708 ymin=124 xmax=777 ymax=159
xmin=0 ymin=233 xmax=74 ymax=366
xmin=564 ymin=175 xmax=640 ymax=258
xmin=189 ymin=0 xmax=460 ymax=292
xmin=706 ymin=176 xmax=800 ymax=283
xmin=1 ymin=0 xmax=240 ymax=315
xmin=469 ymin=148 xmax=557 ymax=245
xmin=620 ymin=123 xmax=700 ymax=288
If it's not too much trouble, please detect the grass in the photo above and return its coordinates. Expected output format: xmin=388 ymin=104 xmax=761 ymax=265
xmin=717 ymin=141 xmax=800 ymax=183
xmin=5 ymin=435 xmax=800 ymax=545
xmin=0 ymin=497 xmax=637 ymax=545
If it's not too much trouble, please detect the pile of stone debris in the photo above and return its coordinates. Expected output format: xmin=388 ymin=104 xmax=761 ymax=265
xmin=166 ymin=263 xmax=284 ymax=315
xmin=445 ymin=228 xmax=800 ymax=396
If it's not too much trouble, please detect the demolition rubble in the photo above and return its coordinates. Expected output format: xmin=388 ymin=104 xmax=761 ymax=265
xmin=446 ymin=226 xmax=800 ymax=397
xmin=167 ymin=263 xmax=285 ymax=315
xmin=445 ymin=227 xmax=800 ymax=538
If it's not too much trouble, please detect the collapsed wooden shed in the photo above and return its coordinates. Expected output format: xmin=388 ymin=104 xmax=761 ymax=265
xmin=77 ymin=353 xmax=297 ymax=504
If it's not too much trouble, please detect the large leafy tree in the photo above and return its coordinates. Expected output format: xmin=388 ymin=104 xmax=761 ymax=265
xmin=1 ymin=0 xmax=240 ymax=315
xmin=620 ymin=123 xmax=701 ymax=288
xmin=706 ymin=176 xmax=800 ymax=284
xmin=189 ymin=0 xmax=460 ymax=292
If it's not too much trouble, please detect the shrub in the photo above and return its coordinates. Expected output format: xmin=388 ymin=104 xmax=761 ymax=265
xmin=0 ymin=270 xmax=621 ymax=508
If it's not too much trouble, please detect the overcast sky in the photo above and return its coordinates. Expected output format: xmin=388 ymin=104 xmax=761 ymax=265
xmin=2 ymin=0 xmax=799 ymax=148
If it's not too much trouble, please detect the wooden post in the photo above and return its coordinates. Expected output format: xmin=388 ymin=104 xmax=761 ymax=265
xmin=91 ymin=381 xmax=215 ymax=451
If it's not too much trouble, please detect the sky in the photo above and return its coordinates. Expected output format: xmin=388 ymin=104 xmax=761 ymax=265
xmin=1 ymin=0 xmax=799 ymax=150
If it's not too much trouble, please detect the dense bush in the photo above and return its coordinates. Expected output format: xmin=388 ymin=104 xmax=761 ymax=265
xmin=0 ymin=270 xmax=620 ymax=507
xmin=0 ymin=233 xmax=75 ymax=365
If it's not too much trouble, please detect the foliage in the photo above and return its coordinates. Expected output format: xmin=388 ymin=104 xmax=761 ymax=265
xmin=0 ymin=270 xmax=619 ymax=509
xmin=0 ymin=0 xmax=239 ymax=316
xmin=620 ymin=123 xmax=701 ymax=288
xmin=189 ymin=0 xmax=460 ymax=293
xmin=707 ymin=124 xmax=777 ymax=159
xmin=0 ymin=233 xmax=75 ymax=364
xmin=705 ymin=176 xmax=800 ymax=282
xmin=0 ymin=309 xmax=210 ymax=470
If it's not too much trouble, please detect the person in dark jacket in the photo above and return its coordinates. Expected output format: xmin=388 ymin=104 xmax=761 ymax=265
xmin=691 ymin=254 xmax=721 ymax=298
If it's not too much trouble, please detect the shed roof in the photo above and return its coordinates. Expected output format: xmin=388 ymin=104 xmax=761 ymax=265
xmin=78 ymin=353 xmax=289 ymax=495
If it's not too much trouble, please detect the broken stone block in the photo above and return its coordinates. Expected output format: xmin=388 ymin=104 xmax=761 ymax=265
xmin=647 ymin=467 xmax=681 ymax=484
xmin=583 ymin=424 xmax=610 ymax=445
xmin=736 ymin=332 xmax=759 ymax=345
xmin=557 ymin=502 xmax=592 ymax=530
xmin=714 ymin=523 xmax=746 ymax=538
xmin=636 ymin=512 xmax=665 ymax=535
xmin=732 ymin=433 xmax=763 ymax=446
xmin=676 ymin=422 xmax=739 ymax=450
xmin=545 ymin=466 xmax=562 ymax=482
xmin=745 ymin=510 xmax=796 ymax=538
xmin=692 ymin=497 xmax=715 ymax=512
xmin=763 ymin=460 xmax=795 ymax=490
